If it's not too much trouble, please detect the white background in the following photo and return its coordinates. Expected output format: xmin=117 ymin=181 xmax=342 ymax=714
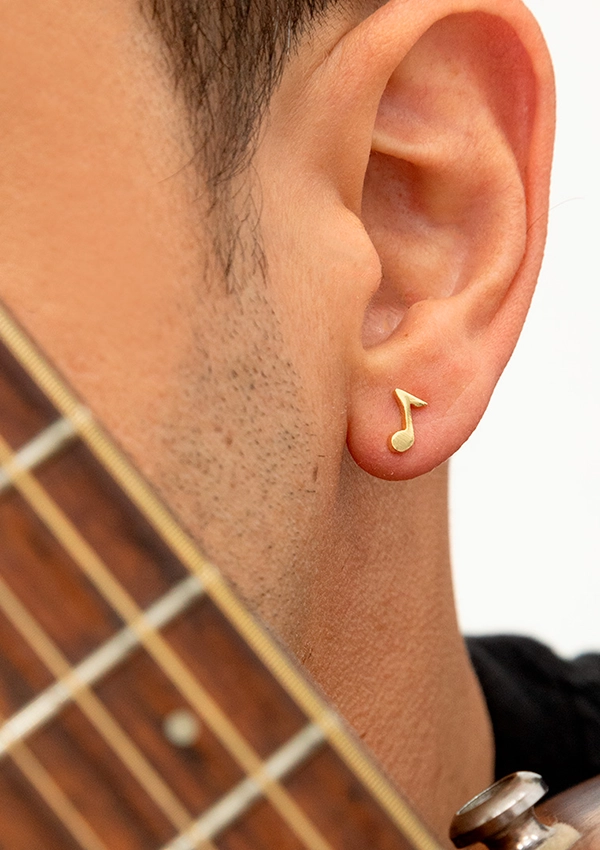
xmin=451 ymin=0 xmax=600 ymax=657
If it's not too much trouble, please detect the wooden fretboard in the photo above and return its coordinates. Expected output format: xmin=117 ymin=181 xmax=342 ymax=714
xmin=0 ymin=304 xmax=442 ymax=850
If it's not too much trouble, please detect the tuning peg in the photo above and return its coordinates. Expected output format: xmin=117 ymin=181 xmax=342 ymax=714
xmin=449 ymin=772 xmax=554 ymax=850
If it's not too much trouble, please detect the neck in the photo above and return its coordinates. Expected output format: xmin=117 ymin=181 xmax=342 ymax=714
xmin=276 ymin=458 xmax=494 ymax=842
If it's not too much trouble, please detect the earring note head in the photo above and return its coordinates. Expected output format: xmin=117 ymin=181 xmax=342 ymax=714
xmin=389 ymin=388 xmax=427 ymax=453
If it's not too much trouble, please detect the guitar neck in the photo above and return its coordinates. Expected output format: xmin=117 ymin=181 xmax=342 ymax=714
xmin=0 ymin=304 xmax=442 ymax=850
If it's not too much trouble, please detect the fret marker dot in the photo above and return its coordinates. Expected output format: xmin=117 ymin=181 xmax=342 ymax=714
xmin=163 ymin=709 xmax=201 ymax=748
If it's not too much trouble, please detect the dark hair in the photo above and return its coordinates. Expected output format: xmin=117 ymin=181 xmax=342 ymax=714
xmin=143 ymin=1 xmax=352 ymax=282
xmin=145 ymin=1 xmax=342 ymax=190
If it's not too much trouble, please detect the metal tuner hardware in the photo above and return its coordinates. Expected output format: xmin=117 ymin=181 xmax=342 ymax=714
xmin=450 ymin=772 xmax=556 ymax=850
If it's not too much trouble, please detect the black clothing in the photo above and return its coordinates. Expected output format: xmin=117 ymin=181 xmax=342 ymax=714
xmin=467 ymin=635 xmax=600 ymax=797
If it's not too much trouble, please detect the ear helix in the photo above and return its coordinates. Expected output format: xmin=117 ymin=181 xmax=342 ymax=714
xmin=388 ymin=388 xmax=427 ymax=453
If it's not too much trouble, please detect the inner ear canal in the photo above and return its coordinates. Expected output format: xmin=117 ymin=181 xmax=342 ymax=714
xmin=360 ymin=147 xmax=456 ymax=350
xmin=360 ymin=151 xmax=417 ymax=349
xmin=361 ymin=272 xmax=407 ymax=349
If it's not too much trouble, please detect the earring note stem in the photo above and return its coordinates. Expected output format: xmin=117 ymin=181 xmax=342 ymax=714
xmin=389 ymin=388 xmax=427 ymax=453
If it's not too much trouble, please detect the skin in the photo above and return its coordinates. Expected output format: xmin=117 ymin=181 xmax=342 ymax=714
xmin=0 ymin=0 xmax=554 ymax=840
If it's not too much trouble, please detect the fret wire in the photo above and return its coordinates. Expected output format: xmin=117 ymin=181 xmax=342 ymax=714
xmin=0 ymin=575 xmax=203 ymax=756
xmin=0 ymin=436 xmax=334 ymax=850
xmin=0 ymin=571 xmax=194 ymax=831
xmin=0 ymin=304 xmax=443 ymax=850
xmin=162 ymin=723 xmax=326 ymax=850
xmin=0 ymin=416 xmax=78 ymax=494
xmin=5 ymin=729 xmax=108 ymax=850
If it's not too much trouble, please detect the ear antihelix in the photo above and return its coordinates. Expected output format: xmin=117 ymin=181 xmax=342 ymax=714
xmin=389 ymin=388 xmax=427 ymax=453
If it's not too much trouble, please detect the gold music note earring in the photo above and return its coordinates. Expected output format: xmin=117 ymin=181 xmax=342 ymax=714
xmin=389 ymin=388 xmax=427 ymax=453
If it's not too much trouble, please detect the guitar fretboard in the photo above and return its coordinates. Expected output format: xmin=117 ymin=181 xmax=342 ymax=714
xmin=0 ymin=306 xmax=442 ymax=850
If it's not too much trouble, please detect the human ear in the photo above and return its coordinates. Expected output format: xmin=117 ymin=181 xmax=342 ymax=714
xmin=335 ymin=1 xmax=555 ymax=480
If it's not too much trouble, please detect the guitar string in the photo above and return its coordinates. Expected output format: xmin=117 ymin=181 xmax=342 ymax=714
xmin=0 ymin=435 xmax=334 ymax=850
xmin=159 ymin=723 xmax=326 ymax=850
xmin=0 ymin=575 xmax=203 ymax=757
xmin=0 ymin=415 xmax=77 ymax=494
xmin=0 ymin=570 xmax=195 ymax=832
xmin=0 ymin=569 xmax=326 ymax=850
xmin=0 ymin=304 xmax=442 ymax=850
xmin=1 ymin=721 xmax=109 ymax=850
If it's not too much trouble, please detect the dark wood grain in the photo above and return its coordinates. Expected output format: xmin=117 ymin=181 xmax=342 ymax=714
xmin=0 ymin=759 xmax=82 ymax=850
xmin=538 ymin=776 xmax=600 ymax=850
xmin=164 ymin=599 xmax=309 ymax=760
xmin=218 ymin=799 xmax=305 ymax=850
xmin=0 ymin=489 xmax=122 ymax=665
xmin=38 ymin=442 xmax=189 ymax=609
xmin=0 ymin=341 xmax=56 ymax=450
xmin=287 ymin=745 xmax=415 ymax=850
xmin=29 ymin=704 xmax=174 ymax=848
xmin=0 ymin=608 xmax=54 ymax=714
xmin=95 ymin=646 xmax=246 ymax=814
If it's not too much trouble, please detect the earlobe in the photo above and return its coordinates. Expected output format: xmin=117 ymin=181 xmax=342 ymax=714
xmin=344 ymin=6 xmax=554 ymax=481
xmin=347 ymin=298 xmax=486 ymax=480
